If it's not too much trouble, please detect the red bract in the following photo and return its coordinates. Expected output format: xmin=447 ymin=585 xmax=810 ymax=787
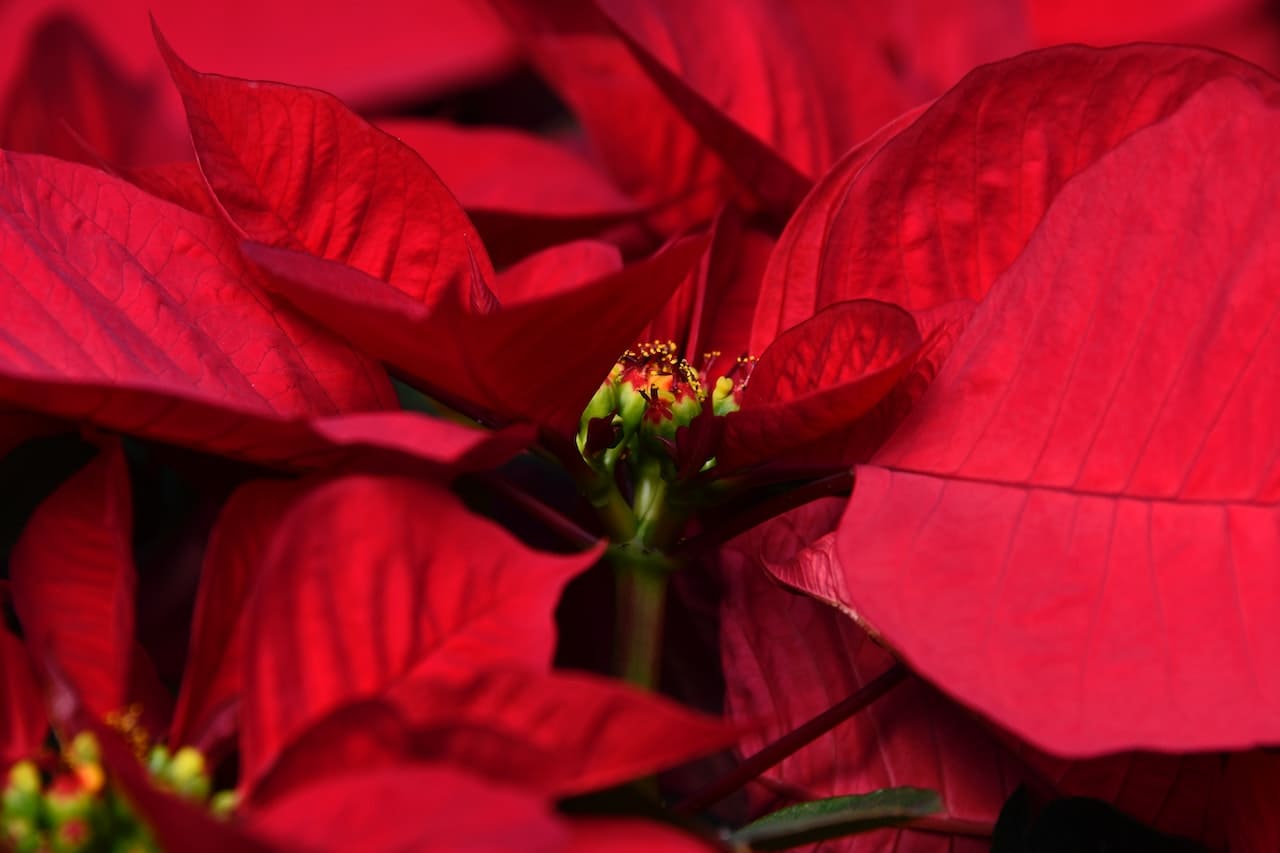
xmin=0 ymin=14 xmax=185 ymax=168
xmin=9 ymin=440 xmax=135 ymax=721
xmin=795 ymin=62 xmax=1280 ymax=753
xmin=237 ymin=474 xmax=604 ymax=789
xmin=0 ymin=1 xmax=515 ymax=116
xmin=0 ymin=147 xmax=533 ymax=470
xmin=0 ymin=621 xmax=44 ymax=767
xmin=723 ymin=501 xmax=1233 ymax=849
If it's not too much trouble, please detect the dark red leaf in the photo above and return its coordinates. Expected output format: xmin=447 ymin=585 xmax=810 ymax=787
xmin=1222 ymin=751 xmax=1280 ymax=852
xmin=239 ymin=475 xmax=603 ymax=789
xmin=812 ymin=80 xmax=1280 ymax=754
xmin=249 ymin=765 xmax=568 ymax=852
xmin=721 ymin=301 xmax=922 ymax=469
xmin=253 ymin=665 xmax=738 ymax=802
xmin=756 ymin=45 xmax=1280 ymax=335
xmin=1 ymin=625 xmax=46 ymax=765
xmin=9 ymin=441 xmax=134 ymax=717
xmin=241 ymin=236 xmax=706 ymax=433
xmin=158 ymin=29 xmax=494 ymax=304
xmin=167 ymin=480 xmax=307 ymax=755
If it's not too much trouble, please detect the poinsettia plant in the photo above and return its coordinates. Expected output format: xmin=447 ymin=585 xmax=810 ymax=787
xmin=4 ymin=1 xmax=1280 ymax=851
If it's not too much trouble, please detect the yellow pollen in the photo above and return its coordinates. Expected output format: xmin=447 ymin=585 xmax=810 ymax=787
xmin=104 ymin=704 xmax=150 ymax=760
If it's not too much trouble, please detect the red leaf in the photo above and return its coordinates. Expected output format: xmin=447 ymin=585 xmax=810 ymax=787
xmin=0 ymin=14 xmax=185 ymax=167
xmin=249 ymin=766 xmax=568 ymax=852
xmin=723 ymin=502 xmax=1230 ymax=849
xmin=240 ymin=475 xmax=603 ymax=789
xmin=241 ymin=236 xmax=706 ymax=433
xmin=158 ymin=29 xmax=494 ymax=304
xmin=1222 ymin=751 xmax=1280 ymax=852
xmin=641 ymin=206 xmax=775 ymax=368
xmin=253 ymin=666 xmax=738 ymax=802
xmin=9 ymin=441 xmax=134 ymax=717
xmin=0 ymin=1 xmax=514 ymax=115
xmin=811 ymin=81 xmax=1280 ymax=753
xmin=721 ymin=301 xmax=922 ymax=469
xmin=493 ymin=240 xmax=622 ymax=304
xmin=379 ymin=119 xmax=636 ymax=219
xmin=487 ymin=0 xmax=733 ymax=230
xmin=1 ymin=625 xmax=46 ymax=765
xmin=565 ymin=820 xmax=717 ymax=852
xmin=757 ymin=44 xmax=1280 ymax=334
xmin=167 ymin=480 xmax=306 ymax=755
xmin=0 ymin=151 xmax=529 ymax=470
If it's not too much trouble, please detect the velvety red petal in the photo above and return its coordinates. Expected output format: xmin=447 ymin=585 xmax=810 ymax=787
xmin=758 ymin=44 xmax=1280 ymax=330
xmin=239 ymin=475 xmax=603 ymax=790
xmin=242 ymin=237 xmax=705 ymax=432
xmin=1 ymin=625 xmax=46 ymax=765
xmin=158 ymin=29 xmax=494 ymax=303
xmin=8 ymin=441 xmax=134 ymax=717
xmin=815 ymin=82 xmax=1280 ymax=754
xmin=720 ymin=301 xmax=922 ymax=469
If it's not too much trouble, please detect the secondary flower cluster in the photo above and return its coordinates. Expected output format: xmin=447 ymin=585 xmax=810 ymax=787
xmin=2 ymin=1 xmax=1280 ymax=851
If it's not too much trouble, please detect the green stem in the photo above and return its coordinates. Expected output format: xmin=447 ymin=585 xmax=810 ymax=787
xmin=612 ymin=555 xmax=669 ymax=690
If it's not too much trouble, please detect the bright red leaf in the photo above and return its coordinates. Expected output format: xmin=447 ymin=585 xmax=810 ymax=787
xmin=720 ymin=300 xmax=922 ymax=469
xmin=806 ymin=79 xmax=1280 ymax=754
xmin=158 ymin=30 xmax=494 ymax=304
xmin=0 ymin=1 xmax=515 ymax=115
xmin=724 ymin=502 xmax=1232 ymax=849
xmin=0 ymin=149 xmax=535 ymax=470
xmin=241 ymin=236 xmax=705 ymax=433
xmin=756 ymin=44 xmax=1280 ymax=338
xmin=0 ymin=13 xmax=185 ymax=167
xmin=239 ymin=474 xmax=603 ymax=790
xmin=252 ymin=665 xmax=737 ymax=802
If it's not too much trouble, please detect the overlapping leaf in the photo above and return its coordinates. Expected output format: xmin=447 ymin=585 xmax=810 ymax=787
xmin=755 ymin=45 xmax=1280 ymax=343
xmin=253 ymin=665 xmax=737 ymax=801
xmin=241 ymin=237 xmax=705 ymax=432
xmin=0 ymin=149 xmax=535 ymax=470
xmin=239 ymin=474 xmax=603 ymax=789
xmin=720 ymin=301 xmax=922 ymax=469
xmin=802 ymin=81 xmax=1280 ymax=754
xmin=724 ymin=502 xmax=1232 ymax=850
xmin=159 ymin=30 xmax=493 ymax=303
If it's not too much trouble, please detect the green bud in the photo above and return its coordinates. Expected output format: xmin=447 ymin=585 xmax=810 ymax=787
xmin=65 ymin=733 xmax=99 ymax=770
xmin=3 ymin=814 xmax=43 ymax=853
xmin=165 ymin=748 xmax=210 ymax=802
xmin=711 ymin=375 xmax=740 ymax=415
xmin=209 ymin=790 xmax=239 ymax=819
xmin=145 ymin=745 xmax=170 ymax=779
xmin=2 ymin=762 xmax=42 ymax=823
